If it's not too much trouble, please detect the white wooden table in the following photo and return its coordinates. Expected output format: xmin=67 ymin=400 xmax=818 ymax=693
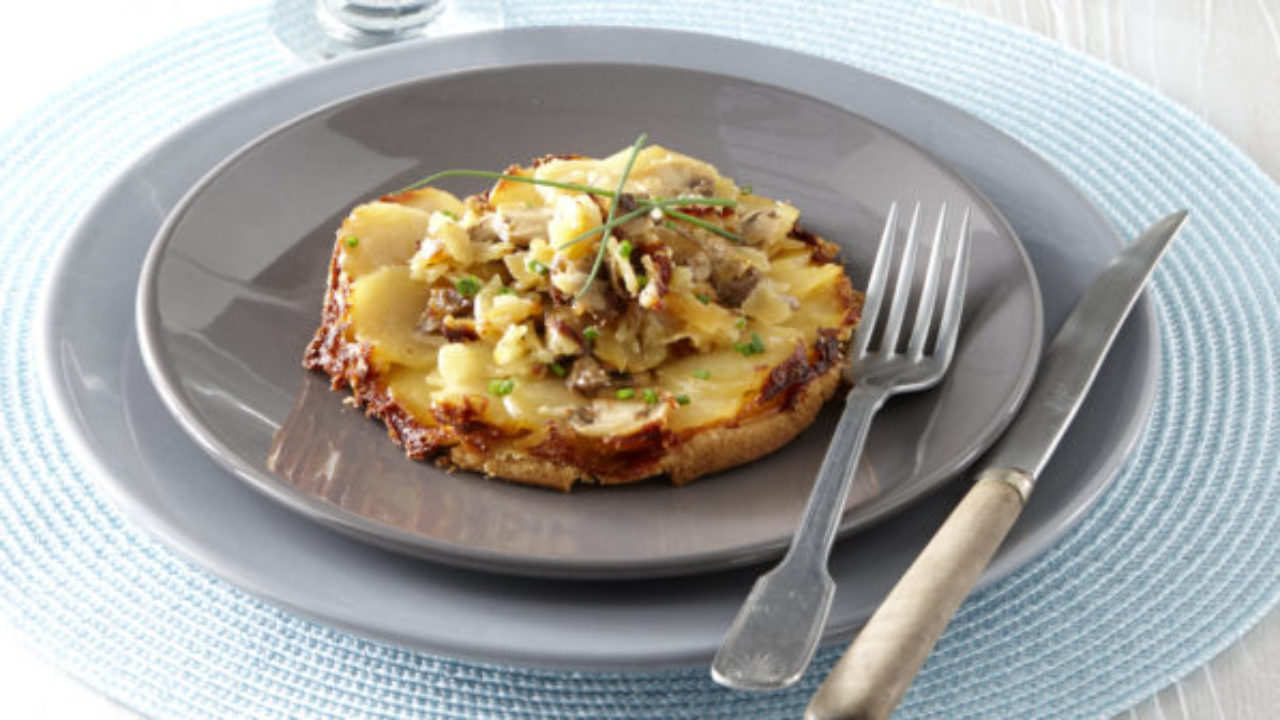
xmin=2 ymin=1 xmax=1276 ymax=716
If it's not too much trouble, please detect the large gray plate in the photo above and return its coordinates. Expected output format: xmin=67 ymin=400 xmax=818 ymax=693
xmin=135 ymin=61 xmax=1041 ymax=578
xmin=38 ymin=27 xmax=1156 ymax=668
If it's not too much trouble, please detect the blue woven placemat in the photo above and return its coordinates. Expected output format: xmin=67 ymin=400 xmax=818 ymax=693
xmin=3 ymin=2 xmax=1279 ymax=718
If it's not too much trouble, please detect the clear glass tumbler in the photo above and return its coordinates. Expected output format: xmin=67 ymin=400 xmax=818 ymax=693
xmin=317 ymin=0 xmax=444 ymax=42
xmin=272 ymin=0 xmax=451 ymax=63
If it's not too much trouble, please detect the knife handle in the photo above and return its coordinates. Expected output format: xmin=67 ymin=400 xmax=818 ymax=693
xmin=805 ymin=467 xmax=1031 ymax=720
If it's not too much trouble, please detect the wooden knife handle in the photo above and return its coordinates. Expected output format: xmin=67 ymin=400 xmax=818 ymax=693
xmin=806 ymin=467 xmax=1031 ymax=720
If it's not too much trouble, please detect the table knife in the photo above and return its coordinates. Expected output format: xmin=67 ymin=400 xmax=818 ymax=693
xmin=806 ymin=210 xmax=1189 ymax=720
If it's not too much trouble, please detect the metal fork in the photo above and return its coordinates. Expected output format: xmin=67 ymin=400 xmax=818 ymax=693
xmin=711 ymin=202 xmax=972 ymax=690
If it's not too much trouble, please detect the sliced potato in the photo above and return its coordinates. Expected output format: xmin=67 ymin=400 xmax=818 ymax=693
xmin=665 ymin=291 xmax=739 ymax=348
xmin=489 ymin=171 xmax=543 ymax=208
xmin=548 ymin=194 xmax=604 ymax=261
xmin=502 ymin=377 xmax=578 ymax=427
xmin=428 ymin=213 xmax=474 ymax=265
xmin=742 ymin=280 xmax=794 ymax=325
xmin=768 ymin=255 xmax=844 ymax=298
xmin=738 ymin=195 xmax=800 ymax=249
xmin=348 ymin=266 xmax=440 ymax=368
xmin=663 ymin=392 xmax=745 ymax=431
xmin=390 ymin=187 xmax=465 ymax=216
xmin=386 ymin=366 xmax=436 ymax=420
xmin=436 ymin=342 xmax=492 ymax=386
xmin=339 ymin=202 xmax=432 ymax=278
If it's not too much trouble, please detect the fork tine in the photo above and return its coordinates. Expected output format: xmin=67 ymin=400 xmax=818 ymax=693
xmin=879 ymin=202 xmax=922 ymax=355
xmin=934 ymin=207 xmax=972 ymax=366
xmin=853 ymin=202 xmax=899 ymax=356
xmin=907 ymin=203 xmax=948 ymax=359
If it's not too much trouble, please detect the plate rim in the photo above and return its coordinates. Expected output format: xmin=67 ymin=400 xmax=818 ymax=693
xmin=34 ymin=25 xmax=1158 ymax=668
xmin=133 ymin=49 xmax=1043 ymax=579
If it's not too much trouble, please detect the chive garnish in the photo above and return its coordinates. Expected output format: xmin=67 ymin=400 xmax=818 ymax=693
xmin=456 ymin=275 xmax=482 ymax=296
xmin=488 ymin=378 xmax=515 ymax=396
xmin=617 ymin=240 xmax=633 ymax=259
xmin=556 ymin=196 xmax=739 ymax=252
xmin=401 ymin=137 xmax=750 ymax=301
xmin=694 ymin=368 xmax=711 ymax=380
xmin=734 ymin=332 xmax=766 ymax=356
xmin=344 ymin=235 xmax=360 ymax=248
xmin=402 ymin=167 xmax=740 ymax=209
xmin=641 ymin=388 xmax=659 ymax=405
xmin=548 ymin=362 xmax=567 ymax=378
xmin=577 ymin=133 xmax=648 ymax=299
xmin=663 ymin=207 xmax=740 ymax=242
xmin=498 ymin=286 xmax=516 ymax=295
xmin=696 ymin=292 xmax=710 ymax=305
xmin=735 ymin=316 xmax=748 ymax=329
xmin=662 ymin=196 xmax=737 ymax=208
xmin=399 ymin=165 xmax=742 ymax=206
xmin=636 ymin=273 xmax=649 ymax=290
xmin=441 ymin=210 xmax=460 ymax=221
xmin=402 ymin=169 xmax=615 ymax=197
xmin=615 ymin=388 xmax=636 ymax=400
xmin=675 ymin=394 xmax=691 ymax=406
xmin=583 ymin=326 xmax=599 ymax=342
xmin=556 ymin=205 xmax=650 ymax=251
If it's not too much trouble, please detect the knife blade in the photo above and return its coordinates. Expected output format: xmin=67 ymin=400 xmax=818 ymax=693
xmin=981 ymin=209 xmax=1189 ymax=482
xmin=805 ymin=210 xmax=1189 ymax=720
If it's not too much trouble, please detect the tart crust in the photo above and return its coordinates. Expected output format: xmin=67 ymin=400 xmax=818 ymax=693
xmin=303 ymin=146 xmax=860 ymax=490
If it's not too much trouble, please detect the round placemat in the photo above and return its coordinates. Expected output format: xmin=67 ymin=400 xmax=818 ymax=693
xmin=3 ymin=2 xmax=1278 ymax=718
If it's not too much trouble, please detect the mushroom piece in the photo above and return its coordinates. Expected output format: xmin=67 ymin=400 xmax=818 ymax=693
xmin=566 ymin=354 xmax=616 ymax=396
xmin=417 ymin=287 xmax=474 ymax=333
xmin=568 ymin=397 xmax=669 ymax=439
xmin=709 ymin=262 xmax=760 ymax=308
xmin=492 ymin=205 xmax=553 ymax=246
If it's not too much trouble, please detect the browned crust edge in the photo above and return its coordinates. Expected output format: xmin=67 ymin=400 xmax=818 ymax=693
xmin=442 ymin=363 xmax=843 ymax=492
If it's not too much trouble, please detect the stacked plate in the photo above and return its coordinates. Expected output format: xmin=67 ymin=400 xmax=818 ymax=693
xmin=39 ymin=27 xmax=1157 ymax=669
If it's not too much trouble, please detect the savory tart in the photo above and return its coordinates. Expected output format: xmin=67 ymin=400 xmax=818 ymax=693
xmin=304 ymin=137 xmax=862 ymax=491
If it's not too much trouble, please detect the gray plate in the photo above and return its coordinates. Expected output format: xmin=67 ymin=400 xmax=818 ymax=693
xmin=135 ymin=61 xmax=1042 ymax=579
xmin=38 ymin=27 xmax=1156 ymax=667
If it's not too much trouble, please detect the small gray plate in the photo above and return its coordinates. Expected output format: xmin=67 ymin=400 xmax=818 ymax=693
xmin=39 ymin=28 xmax=1156 ymax=667
xmin=135 ymin=61 xmax=1042 ymax=578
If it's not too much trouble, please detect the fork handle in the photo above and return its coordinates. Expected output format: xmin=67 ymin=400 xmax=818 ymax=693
xmin=711 ymin=384 xmax=887 ymax=690
xmin=806 ymin=467 xmax=1030 ymax=720
xmin=789 ymin=384 xmax=889 ymax=561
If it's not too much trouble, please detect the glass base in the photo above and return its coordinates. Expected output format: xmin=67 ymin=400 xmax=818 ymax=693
xmin=270 ymin=0 xmax=448 ymax=63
